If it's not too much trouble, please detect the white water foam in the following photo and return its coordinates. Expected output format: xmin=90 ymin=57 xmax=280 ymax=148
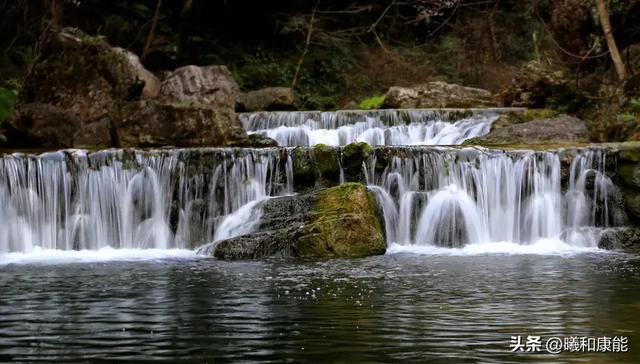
xmin=386 ymin=239 xmax=608 ymax=256
xmin=0 ymin=246 xmax=198 ymax=266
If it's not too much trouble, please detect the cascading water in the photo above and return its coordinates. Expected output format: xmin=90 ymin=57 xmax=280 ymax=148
xmin=240 ymin=109 xmax=501 ymax=146
xmin=0 ymin=149 xmax=291 ymax=253
xmin=365 ymin=147 xmax=625 ymax=249
xmin=0 ymin=104 xmax=627 ymax=255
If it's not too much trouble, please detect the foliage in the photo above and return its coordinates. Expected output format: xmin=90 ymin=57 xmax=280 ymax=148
xmin=0 ymin=86 xmax=18 ymax=123
xmin=627 ymin=98 xmax=640 ymax=114
xmin=359 ymin=96 xmax=385 ymax=109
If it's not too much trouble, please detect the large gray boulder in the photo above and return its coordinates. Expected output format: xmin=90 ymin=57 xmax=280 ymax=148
xmin=465 ymin=115 xmax=589 ymax=146
xmin=237 ymin=87 xmax=296 ymax=111
xmin=115 ymin=101 xmax=248 ymax=147
xmin=158 ymin=65 xmax=239 ymax=109
xmin=17 ymin=28 xmax=156 ymax=124
xmin=200 ymin=183 xmax=387 ymax=260
xmin=382 ymin=81 xmax=495 ymax=109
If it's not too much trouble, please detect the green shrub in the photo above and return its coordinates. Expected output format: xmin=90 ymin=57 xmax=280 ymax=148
xmin=0 ymin=87 xmax=18 ymax=123
xmin=359 ymin=96 xmax=385 ymax=110
xmin=626 ymin=98 xmax=640 ymax=114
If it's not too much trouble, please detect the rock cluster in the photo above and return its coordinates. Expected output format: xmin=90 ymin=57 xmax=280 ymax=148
xmin=0 ymin=28 xmax=287 ymax=149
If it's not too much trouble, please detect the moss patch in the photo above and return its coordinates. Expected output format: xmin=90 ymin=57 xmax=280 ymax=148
xmin=296 ymin=183 xmax=386 ymax=258
xmin=313 ymin=143 xmax=339 ymax=176
xmin=359 ymin=95 xmax=385 ymax=110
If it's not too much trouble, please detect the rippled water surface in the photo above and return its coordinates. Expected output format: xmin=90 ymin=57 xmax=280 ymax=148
xmin=1 ymin=251 xmax=639 ymax=363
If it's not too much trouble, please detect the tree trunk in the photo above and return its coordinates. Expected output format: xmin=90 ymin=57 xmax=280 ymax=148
xmin=596 ymin=0 xmax=627 ymax=81
xmin=142 ymin=0 xmax=162 ymax=61
xmin=291 ymin=0 xmax=321 ymax=89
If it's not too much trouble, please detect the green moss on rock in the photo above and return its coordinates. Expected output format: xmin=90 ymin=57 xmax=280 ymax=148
xmin=296 ymin=183 xmax=386 ymax=258
xmin=313 ymin=143 xmax=339 ymax=176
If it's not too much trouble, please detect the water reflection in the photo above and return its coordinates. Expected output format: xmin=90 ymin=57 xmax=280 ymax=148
xmin=0 ymin=253 xmax=638 ymax=363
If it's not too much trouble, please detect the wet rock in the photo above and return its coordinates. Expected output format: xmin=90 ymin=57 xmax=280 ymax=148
xmin=465 ymin=115 xmax=589 ymax=146
xmin=341 ymin=141 xmax=372 ymax=181
xmin=382 ymin=81 xmax=495 ymax=109
xmin=158 ymin=65 xmax=239 ymax=109
xmin=211 ymin=183 xmax=386 ymax=260
xmin=598 ymin=228 xmax=640 ymax=254
xmin=618 ymin=163 xmax=640 ymax=189
xmin=291 ymin=146 xmax=316 ymax=189
xmin=237 ymin=87 xmax=296 ymax=112
xmin=623 ymin=192 xmax=640 ymax=224
xmin=313 ymin=144 xmax=340 ymax=183
xmin=244 ymin=133 xmax=278 ymax=148
xmin=115 ymin=101 xmax=247 ymax=147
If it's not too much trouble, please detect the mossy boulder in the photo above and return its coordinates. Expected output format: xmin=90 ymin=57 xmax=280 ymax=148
xmin=291 ymin=146 xmax=316 ymax=189
xmin=209 ymin=183 xmax=386 ymax=260
xmin=296 ymin=183 xmax=386 ymax=258
xmin=341 ymin=141 xmax=372 ymax=181
xmin=313 ymin=143 xmax=340 ymax=181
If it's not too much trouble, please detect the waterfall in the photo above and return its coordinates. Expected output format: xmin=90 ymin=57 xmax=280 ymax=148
xmin=0 ymin=149 xmax=292 ymax=253
xmin=366 ymin=147 xmax=624 ymax=248
xmin=0 ymin=131 xmax=625 ymax=254
xmin=240 ymin=109 xmax=500 ymax=146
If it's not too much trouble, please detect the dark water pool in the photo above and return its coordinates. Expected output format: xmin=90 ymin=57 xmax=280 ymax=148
xmin=1 ymin=251 xmax=639 ymax=363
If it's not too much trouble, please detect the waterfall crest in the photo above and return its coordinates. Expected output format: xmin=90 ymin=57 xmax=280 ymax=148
xmin=240 ymin=109 xmax=501 ymax=146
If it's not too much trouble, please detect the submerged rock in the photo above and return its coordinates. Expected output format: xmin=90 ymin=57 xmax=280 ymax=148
xmin=210 ymin=183 xmax=386 ymax=260
xmin=382 ymin=81 xmax=495 ymax=108
xmin=237 ymin=87 xmax=296 ymax=111
xmin=598 ymin=228 xmax=640 ymax=254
